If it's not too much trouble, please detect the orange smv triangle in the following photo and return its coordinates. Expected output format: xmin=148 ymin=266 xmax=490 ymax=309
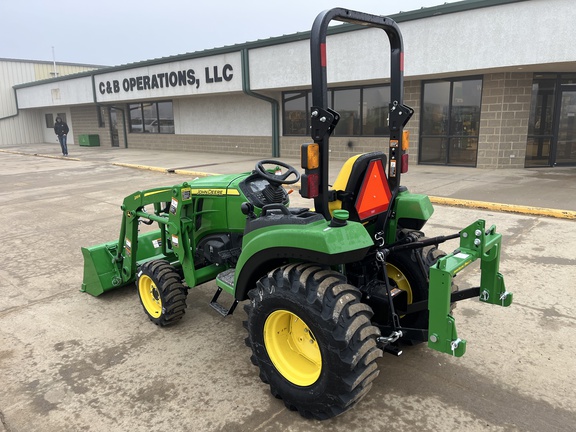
xmin=355 ymin=159 xmax=392 ymax=220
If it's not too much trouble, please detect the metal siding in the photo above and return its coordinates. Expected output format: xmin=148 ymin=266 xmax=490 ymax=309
xmin=1 ymin=61 xmax=35 ymax=117
xmin=33 ymin=63 xmax=98 ymax=80
xmin=0 ymin=61 xmax=42 ymax=145
xmin=1 ymin=59 xmax=97 ymax=145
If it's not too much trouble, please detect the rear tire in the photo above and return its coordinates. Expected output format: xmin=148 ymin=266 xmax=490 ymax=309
xmin=244 ymin=263 xmax=382 ymax=420
xmin=387 ymin=235 xmax=457 ymax=344
xmin=137 ymin=260 xmax=188 ymax=326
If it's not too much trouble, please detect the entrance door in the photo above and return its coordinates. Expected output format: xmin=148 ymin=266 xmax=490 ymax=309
xmin=109 ymin=108 xmax=119 ymax=147
xmin=554 ymin=86 xmax=576 ymax=165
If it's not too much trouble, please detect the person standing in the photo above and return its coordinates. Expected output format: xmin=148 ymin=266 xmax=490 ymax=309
xmin=54 ymin=116 xmax=69 ymax=156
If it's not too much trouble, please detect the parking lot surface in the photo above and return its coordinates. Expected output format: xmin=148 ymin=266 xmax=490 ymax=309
xmin=0 ymin=145 xmax=575 ymax=432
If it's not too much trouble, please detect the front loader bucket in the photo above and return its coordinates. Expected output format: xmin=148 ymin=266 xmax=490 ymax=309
xmin=81 ymin=229 xmax=169 ymax=296
xmin=81 ymin=241 xmax=123 ymax=296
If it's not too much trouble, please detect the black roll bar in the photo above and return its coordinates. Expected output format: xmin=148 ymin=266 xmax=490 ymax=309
xmin=309 ymin=8 xmax=412 ymax=218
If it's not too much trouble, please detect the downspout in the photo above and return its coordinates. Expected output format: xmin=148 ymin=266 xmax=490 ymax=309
xmin=91 ymin=74 xmax=128 ymax=148
xmin=241 ymin=49 xmax=280 ymax=157
xmin=0 ymin=88 xmax=20 ymax=121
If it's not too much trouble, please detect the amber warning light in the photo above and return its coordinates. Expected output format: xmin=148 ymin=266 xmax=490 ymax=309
xmin=301 ymin=143 xmax=320 ymax=170
xmin=300 ymin=143 xmax=320 ymax=198
xmin=401 ymin=130 xmax=410 ymax=174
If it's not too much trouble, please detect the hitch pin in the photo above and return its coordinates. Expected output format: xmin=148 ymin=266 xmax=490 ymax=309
xmin=451 ymin=338 xmax=462 ymax=356
xmin=500 ymin=291 xmax=511 ymax=306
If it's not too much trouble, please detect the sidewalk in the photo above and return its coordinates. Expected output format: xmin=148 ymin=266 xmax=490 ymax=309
xmin=2 ymin=142 xmax=575 ymax=218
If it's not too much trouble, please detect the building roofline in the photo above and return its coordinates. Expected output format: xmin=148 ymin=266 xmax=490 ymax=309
xmin=390 ymin=0 xmax=526 ymax=22
xmin=1 ymin=57 xmax=107 ymax=69
xmin=13 ymin=0 xmax=528 ymax=89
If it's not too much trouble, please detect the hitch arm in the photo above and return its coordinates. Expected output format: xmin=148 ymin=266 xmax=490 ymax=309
xmin=427 ymin=220 xmax=513 ymax=357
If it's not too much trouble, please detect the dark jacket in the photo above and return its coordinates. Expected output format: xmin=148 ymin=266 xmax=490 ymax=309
xmin=54 ymin=118 xmax=69 ymax=136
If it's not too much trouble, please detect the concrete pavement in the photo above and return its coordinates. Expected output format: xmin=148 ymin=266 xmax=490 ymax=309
xmin=2 ymin=142 xmax=575 ymax=218
xmin=0 ymin=143 xmax=575 ymax=431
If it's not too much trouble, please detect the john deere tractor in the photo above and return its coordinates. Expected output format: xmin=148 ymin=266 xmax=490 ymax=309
xmin=81 ymin=8 xmax=512 ymax=420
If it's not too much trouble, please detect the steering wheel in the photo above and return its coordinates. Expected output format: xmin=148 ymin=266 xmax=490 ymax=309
xmin=255 ymin=160 xmax=301 ymax=185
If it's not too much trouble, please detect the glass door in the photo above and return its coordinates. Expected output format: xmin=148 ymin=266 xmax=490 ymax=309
xmin=109 ymin=108 xmax=119 ymax=147
xmin=526 ymin=79 xmax=555 ymax=167
xmin=554 ymin=86 xmax=576 ymax=165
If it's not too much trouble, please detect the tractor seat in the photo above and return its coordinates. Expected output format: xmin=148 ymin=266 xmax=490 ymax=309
xmin=329 ymin=151 xmax=389 ymax=222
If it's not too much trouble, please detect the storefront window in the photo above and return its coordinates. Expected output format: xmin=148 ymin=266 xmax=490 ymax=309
xmin=421 ymin=81 xmax=450 ymax=137
xmin=142 ymin=103 xmax=157 ymax=133
xmin=282 ymin=85 xmax=390 ymax=137
xmin=363 ymin=86 xmax=390 ymax=136
xmin=333 ymin=89 xmax=360 ymax=136
xmin=129 ymin=101 xmax=174 ymax=133
xmin=420 ymin=78 xmax=482 ymax=166
xmin=283 ymin=92 xmax=308 ymax=135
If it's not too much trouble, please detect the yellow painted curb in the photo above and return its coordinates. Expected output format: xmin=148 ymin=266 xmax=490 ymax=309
xmin=173 ymin=169 xmax=219 ymax=177
xmin=429 ymin=196 xmax=576 ymax=220
xmin=0 ymin=149 xmax=80 ymax=161
xmin=112 ymin=162 xmax=168 ymax=173
xmin=6 ymin=149 xmax=573 ymax=220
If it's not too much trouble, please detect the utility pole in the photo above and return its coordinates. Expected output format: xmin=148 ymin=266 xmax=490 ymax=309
xmin=52 ymin=46 xmax=59 ymax=77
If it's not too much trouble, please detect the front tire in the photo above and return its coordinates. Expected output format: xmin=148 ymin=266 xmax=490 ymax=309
xmin=244 ymin=263 xmax=382 ymax=420
xmin=137 ymin=260 xmax=188 ymax=326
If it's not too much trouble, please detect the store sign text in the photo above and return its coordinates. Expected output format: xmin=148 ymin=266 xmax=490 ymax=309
xmin=98 ymin=64 xmax=234 ymax=95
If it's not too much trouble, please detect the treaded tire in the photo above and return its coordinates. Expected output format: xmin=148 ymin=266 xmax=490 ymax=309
xmin=137 ymin=260 xmax=188 ymax=326
xmin=244 ymin=263 xmax=382 ymax=420
xmin=387 ymin=234 xmax=457 ymax=343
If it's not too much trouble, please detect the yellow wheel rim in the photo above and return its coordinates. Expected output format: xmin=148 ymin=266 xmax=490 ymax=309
xmin=387 ymin=263 xmax=413 ymax=304
xmin=264 ymin=310 xmax=322 ymax=387
xmin=138 ymin=274 xmax=162 ymax=318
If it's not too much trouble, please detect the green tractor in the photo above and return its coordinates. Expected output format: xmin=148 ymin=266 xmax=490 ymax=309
xmin=81 ymin=8 xmax=512 ymax=420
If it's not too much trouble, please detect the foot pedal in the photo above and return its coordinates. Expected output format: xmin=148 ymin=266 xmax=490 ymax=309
xmin=211 ymin=270 xmax=238 ymax=317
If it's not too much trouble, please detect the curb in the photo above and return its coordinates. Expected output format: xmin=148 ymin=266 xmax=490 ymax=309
xmin=429 ymin=196 xmax=576 ymax=220
xmin=173 ymin=169 xmax=219 ymax=177
xmin=112 ymin=162 xmax=170 ymax=173
xmin=3 ymin=149 xmax=575 ymax=220
xmin=111 ymin=163 xmax=219 ymax=177
xmin=0 ymin=149 xmax=79 ymax=161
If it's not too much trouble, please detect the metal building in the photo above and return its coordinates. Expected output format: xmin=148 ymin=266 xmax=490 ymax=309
xmin=0 ymin=59 xmax=103 ymax=146
xmin=2 ymin=0 xmax=575 ymax=168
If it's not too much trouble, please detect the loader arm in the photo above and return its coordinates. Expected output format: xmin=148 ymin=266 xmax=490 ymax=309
xmin=81 ymin=187 xmax=178 ymax=296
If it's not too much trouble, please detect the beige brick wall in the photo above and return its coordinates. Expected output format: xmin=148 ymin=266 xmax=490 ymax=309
xmin=126 ymin=133 xmax=272 ymax=156
xmin=404 ymin=80 xmax=421 ymax=164
xmin=478 ymin=72 xmax=532 ymax=168
xmin=70 ymin=105 xmax=112 ymax=147
xmin=280 ymin=136 xmax=392 ymax=161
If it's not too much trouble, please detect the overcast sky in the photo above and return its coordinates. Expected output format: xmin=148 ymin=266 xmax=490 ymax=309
xmin=0 ymin=0 xmax=455 ymax=67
